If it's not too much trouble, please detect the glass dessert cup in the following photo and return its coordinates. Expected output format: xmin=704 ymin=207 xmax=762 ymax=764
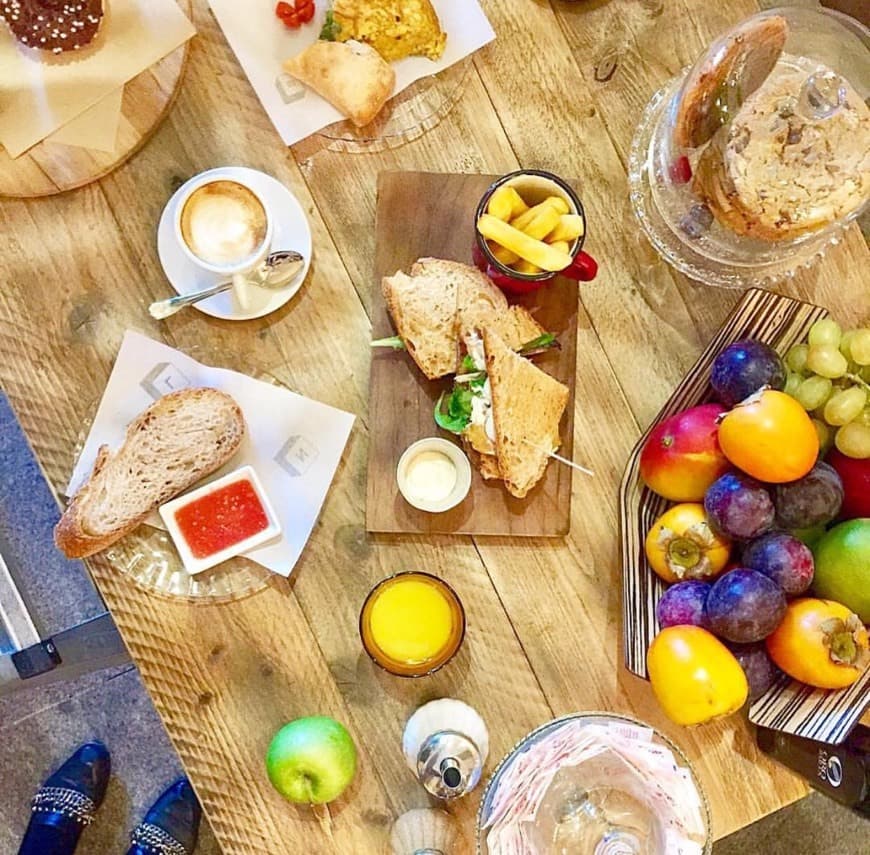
xmin=359 ymin=571 xmax=466 ymax=677
xmin=476 ymin=712 xmax=712 ymax=855
xmin=629 ymin=7 xmax=870 ymax=289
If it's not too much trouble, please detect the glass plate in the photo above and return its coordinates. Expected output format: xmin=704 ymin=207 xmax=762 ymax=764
xmin=317 ymin=59 xmax=472 ymax=153
xmin=68 ymin=355 xmax=286 ymax=604
xmin=476 ymin=712 xmax=712 ymax=855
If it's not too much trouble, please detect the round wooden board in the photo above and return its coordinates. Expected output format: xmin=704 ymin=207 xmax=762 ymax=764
xmin=0 ymin=0 xmax=192 ymax=198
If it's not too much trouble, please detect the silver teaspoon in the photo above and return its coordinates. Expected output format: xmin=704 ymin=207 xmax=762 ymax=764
xmin=149 ymin=251 xmax=304 ymax=320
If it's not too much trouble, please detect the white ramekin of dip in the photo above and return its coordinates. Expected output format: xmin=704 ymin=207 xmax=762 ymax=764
xmin=396 ymin=438 xmax=472 ymax=513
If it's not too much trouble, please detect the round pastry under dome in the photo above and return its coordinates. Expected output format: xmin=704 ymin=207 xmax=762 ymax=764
xmin=629 ymin=7 xmax=870 ymax=288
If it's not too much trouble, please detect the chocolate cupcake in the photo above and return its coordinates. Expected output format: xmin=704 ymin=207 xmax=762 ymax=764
xmin=1 ymin=0 xmax=105 ymax=54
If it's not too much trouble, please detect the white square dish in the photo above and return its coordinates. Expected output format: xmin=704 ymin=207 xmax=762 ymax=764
xmin=159 ymin=465 xmax=282 ymax=575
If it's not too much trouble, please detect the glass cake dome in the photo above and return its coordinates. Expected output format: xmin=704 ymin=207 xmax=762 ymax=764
xmin=629 ymin=7 xmax=870 ymax=288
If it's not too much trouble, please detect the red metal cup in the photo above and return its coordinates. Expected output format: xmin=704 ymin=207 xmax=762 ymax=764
xmin=473 ymin=169 xmax=598 ymax=294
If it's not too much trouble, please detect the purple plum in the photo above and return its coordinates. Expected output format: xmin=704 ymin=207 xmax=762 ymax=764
xmin=774 ymin=462 xmax=844 ymax=530
xmin=710 ymin=339 xmax=786 ymax=407
xmin=656 ymin=580 xmax=711 ymax=628
xmin=705 ymin=568 xmax=787 ymax=643
xmin=741 ymin=532 xmax=814 ymax=596
xmin=704 ymin=472 xmax=775 ymax=541
xmin=727 ymin=642 xmax=782 ymax=701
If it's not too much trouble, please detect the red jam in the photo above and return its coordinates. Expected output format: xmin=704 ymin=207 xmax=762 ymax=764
xmin=174 ymin=479 xmax=268 ymax=559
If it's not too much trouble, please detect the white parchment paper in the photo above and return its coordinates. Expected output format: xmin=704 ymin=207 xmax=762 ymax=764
xmin=67 ymin=331 xmax=355 ymax=578
xmin=207 ymin=0 xmax=495 ymax=146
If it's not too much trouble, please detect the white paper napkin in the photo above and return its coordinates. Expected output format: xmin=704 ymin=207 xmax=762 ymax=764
xmin=207 ymin=0 xmax=495 ymax=146
xmin=67 ymin=331 xmax=355 ymax=578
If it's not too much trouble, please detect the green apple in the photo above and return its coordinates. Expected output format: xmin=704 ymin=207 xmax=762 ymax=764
xmin=812 ymin=518 xmax=870 ymax=624
xmin=265 ymin=716 xmax=357 ymax=805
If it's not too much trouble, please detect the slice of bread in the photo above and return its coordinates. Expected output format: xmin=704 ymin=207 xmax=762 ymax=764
xmin=488 ymin=305 xmax=546 ymax=352
xmin=55 ymin=389 xmax=246 ymax=558
xmin=382 ymin=268 xmax=459 ymax=379
xmin=413 ymin=259 xmax=544 ymax=354
xmin=484 ymin=329 xmax=569 ymax=498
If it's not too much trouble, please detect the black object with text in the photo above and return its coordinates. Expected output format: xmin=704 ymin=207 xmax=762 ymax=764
xmin=757 ymin=725 xmax=869 ymax=817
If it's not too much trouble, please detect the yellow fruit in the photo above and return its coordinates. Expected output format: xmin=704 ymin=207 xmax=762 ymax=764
xmin=644 ymin=503 xmax=731 ymax=584
xmin=648 ymin=626 xmax=749 ymax=726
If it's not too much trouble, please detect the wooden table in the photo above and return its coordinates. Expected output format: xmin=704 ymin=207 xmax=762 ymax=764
xmin=2 ymin=1 xmax=869 ymax=851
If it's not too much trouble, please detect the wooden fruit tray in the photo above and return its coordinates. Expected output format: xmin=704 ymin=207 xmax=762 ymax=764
xmin=620 ymin=287 xmax=869 ymax=744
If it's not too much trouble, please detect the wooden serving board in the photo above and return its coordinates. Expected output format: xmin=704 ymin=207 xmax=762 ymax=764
xmin=366 ymin=171 xmax=578 ymax=536
xmin=0 ymin=0 xmax=191 ymax=198
xmin=620 ymin=287 xmax=869 ymax=745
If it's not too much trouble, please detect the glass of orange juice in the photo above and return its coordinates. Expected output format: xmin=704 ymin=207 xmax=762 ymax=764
xmin=359 ymin=572 xmax=466 ymax=677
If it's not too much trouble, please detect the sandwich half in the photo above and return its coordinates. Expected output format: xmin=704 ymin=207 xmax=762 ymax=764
xmin=380 ymin=258 xmax=548 ymax=379
xmin=484 ymin=328 xmax=569 ymax=498
xmin=435 ymin=328 xmax=568 ymax=497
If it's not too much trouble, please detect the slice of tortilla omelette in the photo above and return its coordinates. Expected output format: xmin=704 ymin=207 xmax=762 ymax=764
xmin=332 ymin=0 xmax=447 ymax=62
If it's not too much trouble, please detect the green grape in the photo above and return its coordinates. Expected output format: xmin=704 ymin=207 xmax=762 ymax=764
xmin=784 ymin=372 xmax=802 ymax=397
xmin=850 ymin=329 xmax=870 ymax=366
xmin=806 ymin=345 xmax=848 ymax=379
xmin=839 ymin=330 xmax=856 ymax=362
xmin=795 ymin=375 xmax=833 ymax=410
xmin=835 ymin=422 xmax=870 ymax=459
xmin=857 ymin=407 xmax=870 ymax=428
xmin=786 ymin=344 xmax=809 ymax=374
xmin=811 ymin=418 xmax=833 ymax=453
xmin=823 ymin=386 xmax=867 ymax=426
xmin=808 ymin=318 xmax=842 ymax=348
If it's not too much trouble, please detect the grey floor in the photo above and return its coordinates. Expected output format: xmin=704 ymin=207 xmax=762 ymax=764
xmin=714 ymin=792 xmax=868 ymax=855
xmin=0 ymin=393 xmax=220 ymax=854
xmin=0 ymin=666 xmax=221 ymax=855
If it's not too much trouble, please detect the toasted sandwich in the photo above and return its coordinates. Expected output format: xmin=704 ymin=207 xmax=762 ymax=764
xmin=436 ymin=328 xmax=569 ymax=498
xmin=378 ymin=258 xmax=551 ymax=379
xmin=484 ymin=328 xmax=569 ymax=498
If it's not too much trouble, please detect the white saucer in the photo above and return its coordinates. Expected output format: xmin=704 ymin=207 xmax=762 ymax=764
xmin=157 ymin=166 xmax=312 ymax=321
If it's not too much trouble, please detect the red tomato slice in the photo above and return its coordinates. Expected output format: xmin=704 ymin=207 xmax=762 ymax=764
xmin=298 ymin=3 xmax=315 ymax=22
xmin=275 ymin=1 xmax=293 ymax=18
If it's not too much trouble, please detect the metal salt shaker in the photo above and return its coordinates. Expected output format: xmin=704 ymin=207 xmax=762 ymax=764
xmin=402 ymin=698 xmax=489 ymax=800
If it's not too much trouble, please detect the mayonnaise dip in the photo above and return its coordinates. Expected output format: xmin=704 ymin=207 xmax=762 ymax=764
xmin=405 ymin=450 xmax=458 ymax=503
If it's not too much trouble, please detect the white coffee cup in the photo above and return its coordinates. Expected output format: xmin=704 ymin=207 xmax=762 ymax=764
xmin=174 ymin=173 xmax=274 ymax=277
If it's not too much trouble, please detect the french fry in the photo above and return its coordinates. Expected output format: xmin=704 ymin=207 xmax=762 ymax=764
xmin=546 ymin=214 xmax=585 ymax=243
xmin=512 ymin=259 xmax=543 ymax=275
xmin=477 ymin=214 xmax=573 ymax=272
xmin=522 ymin=206 xmax=562 ymax=241
xmin=487 ymin=186 xmax=528 ymax=221
xmin=510 ymin=195 xmax=570 ymax=231
xmin=548 ymin=240 xmax=571 ymax=255
xmin=488 ymin=240 xmax=519 ymax=266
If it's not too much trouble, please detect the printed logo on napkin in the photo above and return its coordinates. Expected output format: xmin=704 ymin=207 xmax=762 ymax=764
xmin=67 ymin=330 xmax=355 ymax=578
